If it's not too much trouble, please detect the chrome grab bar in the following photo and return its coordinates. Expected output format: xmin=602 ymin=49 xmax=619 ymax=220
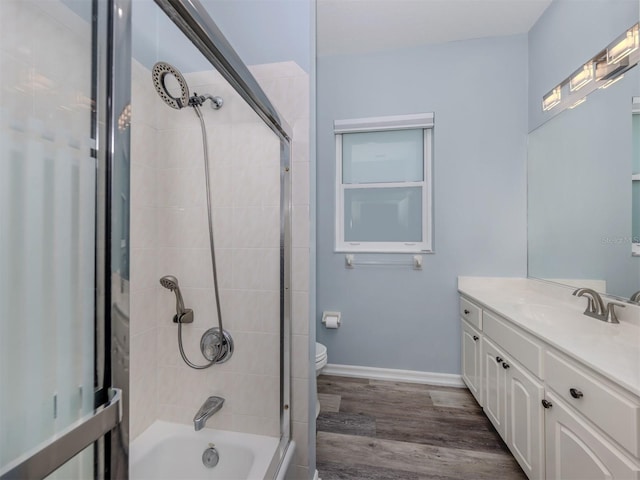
xmin=0 ymin=388 xmax=123 ymax=480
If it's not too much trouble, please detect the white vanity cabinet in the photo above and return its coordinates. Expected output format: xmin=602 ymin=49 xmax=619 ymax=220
xmin=544 ymin=392 xmax=640 ymax=480
xmin=458 ymin=293 xmax=640 ymax=480
xmin=480 ymin=335 xmax=544 ymax=479
xmin=461 ymin=319 xmax=482 ymax=405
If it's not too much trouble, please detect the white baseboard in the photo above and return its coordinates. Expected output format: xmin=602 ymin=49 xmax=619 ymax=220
xmin=322 ymin=363 xmax=464 ymax=387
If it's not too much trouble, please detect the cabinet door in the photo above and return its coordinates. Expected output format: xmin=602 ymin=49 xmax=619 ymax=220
xmin=461 ymin=320 xmax=482 ymax=405
xmin=482 ymin=337 xmax=506 ymax=437
xmin=545 ymin=392 xmax=640 ymax=480
xmin=506 ymin=358 xmax=544 ymax=480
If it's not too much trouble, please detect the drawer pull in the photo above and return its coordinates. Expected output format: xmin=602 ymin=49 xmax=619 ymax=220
xmin=496 ymin=356 xmax=503 ymax=363
xmin=569 ymin=388 xmax=584 ymax=399
xmin=541 ymin=399 xmax=553 ymax=409
xmin=472 ymin=335 xmax=479 ymax=341
xmin=502 ymin=362 xmax=510 ymax=369
xmin=464 ymin=309 xmax=470 ymax=315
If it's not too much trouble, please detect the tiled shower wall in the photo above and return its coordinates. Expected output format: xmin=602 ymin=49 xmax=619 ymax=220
xmin=130 ymin=60 xmax=310 ymax=476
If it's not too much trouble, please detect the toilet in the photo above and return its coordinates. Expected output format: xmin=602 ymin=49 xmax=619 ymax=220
xmin=315 ymin=342 xmax=328 ymax=418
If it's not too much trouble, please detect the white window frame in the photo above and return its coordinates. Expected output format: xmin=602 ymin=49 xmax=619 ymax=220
xmin=334 ymin=113 xmax=434 ymax=253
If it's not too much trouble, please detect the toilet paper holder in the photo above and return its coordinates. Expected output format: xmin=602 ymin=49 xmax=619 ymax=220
xmin=322 ymin=311 xmax=341 ymax=329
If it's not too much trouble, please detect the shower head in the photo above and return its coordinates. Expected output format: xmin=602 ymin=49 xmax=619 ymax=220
xmin=152 ymin=62 xmax=190 ymax=109
xmin=160 ymin=275 xmax=186 ymax=315
xmin=160 ymin=275 xmax=179 ymax=291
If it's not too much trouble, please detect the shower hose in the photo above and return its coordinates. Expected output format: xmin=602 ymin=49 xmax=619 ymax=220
xmin=177 ymin=104 xmax=226 ymax=369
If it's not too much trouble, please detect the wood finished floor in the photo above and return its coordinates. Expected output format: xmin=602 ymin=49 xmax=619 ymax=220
xmin=316 ymin=375 xmax=526 ymax=480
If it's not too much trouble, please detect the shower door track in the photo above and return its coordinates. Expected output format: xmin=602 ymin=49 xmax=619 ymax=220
xmin=0 ymin=389 xmax=122 ymax=479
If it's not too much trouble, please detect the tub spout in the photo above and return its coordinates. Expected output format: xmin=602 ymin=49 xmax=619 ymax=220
xmin=194 ymin=396 xmax=225 ymax=431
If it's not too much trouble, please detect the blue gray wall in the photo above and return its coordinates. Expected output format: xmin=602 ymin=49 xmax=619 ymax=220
xmin=528 ymin=0 xmax=638 ymax=131
xmin=316 ymin=35 xmax=529 ymax=374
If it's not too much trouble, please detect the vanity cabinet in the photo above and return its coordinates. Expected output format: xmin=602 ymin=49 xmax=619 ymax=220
xmin=544 ymin=392 xmax=640 ymax=479
xmin=459 ymin=294 xmax=640 ymax=480
xmin=461 ymin=319 xmax=482 ymax=405
xmin=481 ymin=336 xmax=544 ymax=479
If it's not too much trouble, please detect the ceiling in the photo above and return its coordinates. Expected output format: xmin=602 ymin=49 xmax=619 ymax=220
xmin=317 ymin=0 xmax=553 ymax=57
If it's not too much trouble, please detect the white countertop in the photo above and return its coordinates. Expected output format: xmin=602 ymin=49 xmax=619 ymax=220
xmin=458 ymin=277 xmax=640 ymax=398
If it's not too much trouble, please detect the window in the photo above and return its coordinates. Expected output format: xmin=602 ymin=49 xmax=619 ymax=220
xmin=335 ymin=113 xmax=433 ymax=253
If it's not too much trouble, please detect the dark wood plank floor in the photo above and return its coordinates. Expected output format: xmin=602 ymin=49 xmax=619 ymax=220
xmin=316 ymin=375 xmax=526 ymax=480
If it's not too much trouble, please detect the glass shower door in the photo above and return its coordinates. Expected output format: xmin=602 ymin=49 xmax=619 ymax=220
xmin=0 ymin=1 xmax=119 ymax=477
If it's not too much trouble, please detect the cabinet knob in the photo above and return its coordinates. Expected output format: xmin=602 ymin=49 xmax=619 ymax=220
xmin=496 ymin=356 xmax=503 ymax=363
xmin=473 ymin=335 xmax=479 ymax=341
xmin=502 ymin=362 xmax=510 ymax=369
xmin=569 ymin=388 xmax=584 ymax=399
xmin=541 ymin=399 xmax=553 ymax=409
xmin=464 ymin=309 xmax=470 ymax=315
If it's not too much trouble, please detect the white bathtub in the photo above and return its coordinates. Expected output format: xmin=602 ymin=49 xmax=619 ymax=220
xmin=130 ymin=421 xmax=293 ymax=480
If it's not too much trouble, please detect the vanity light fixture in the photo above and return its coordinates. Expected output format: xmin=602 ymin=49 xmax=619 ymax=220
xmin=569 ymin=62 xmax=594 ymax=92
xmin=607 ymin=24 xmax=639 ymax=65
xmin=599 ymin=75 xmax=625 ymax=89
xmin=569 ymin=98 xmax=586 ymax=109
xmin=541 ymin=22 xmax=639 ymax=114
xmin=542 ymin=86 xmax=562 ymax=111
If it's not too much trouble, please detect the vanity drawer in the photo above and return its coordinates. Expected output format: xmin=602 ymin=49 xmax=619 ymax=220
xmin=483 ymin=310 xmax=542 ymax=377
xmin=460 ymin=296 xmax=482 ymax=330
xmin=545 ymin=350 xmax=640 ymax=457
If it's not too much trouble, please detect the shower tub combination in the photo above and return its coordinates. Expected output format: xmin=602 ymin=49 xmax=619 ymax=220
xmin=128 ymin=0 xmax=295 ymax=478
xmin=130 ymin=421 xmax=295 ymax=480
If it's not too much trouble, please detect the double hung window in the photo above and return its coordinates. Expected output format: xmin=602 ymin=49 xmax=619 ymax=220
xmin=334 ymin=113 xmax=434 ymax=253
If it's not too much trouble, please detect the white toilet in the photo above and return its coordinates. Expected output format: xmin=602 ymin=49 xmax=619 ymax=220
xmin=315 ymin=342 xmax=328 ymax=418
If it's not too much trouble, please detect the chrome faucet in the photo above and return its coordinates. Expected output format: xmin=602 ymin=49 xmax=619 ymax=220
xmin=630 ymin=290 xmax=640 ymax=304
xmin=194 ymin=396 xmax=225 ymax=431
xmin=572 ymin=288 xmax=624 ymax=324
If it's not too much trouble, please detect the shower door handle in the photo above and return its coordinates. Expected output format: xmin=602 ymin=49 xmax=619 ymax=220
xmin=0 ymin=388 xmax=123 ymax=480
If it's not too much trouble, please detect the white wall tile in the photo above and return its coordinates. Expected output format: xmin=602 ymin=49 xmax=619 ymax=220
xmin=292 ymin=248 xmax=310 ymax=293
xmin=130 ymin=248 xmax=159 ymax=290
xmin=130 ymin=287 xmax=157 ymax=336
xmin=292 ymin=162 xmax=310 ymax=207
xmin=131 ymin=162 xmax=157 ymax=208
xmin=157 ymin=167 xmax=207 ymax=208
xmin=130 ymin=329 xmax=157 ymax=382
xmin=291 ymin=378 xmax=309 ymax=423
xmin=130 ymin=206 xmax=157 ymax=249
xmin=292 ymin=291 xmax=310 ymax=336
xmin=129 ymin=61 xmax=310 ymax=455
xmin=292 ymin=334 xmax=309 ymax=380
xmin=291 ymin=421 xmax=309 ymax=468
xmin=157 ymin=206 xmax=209 ymax=249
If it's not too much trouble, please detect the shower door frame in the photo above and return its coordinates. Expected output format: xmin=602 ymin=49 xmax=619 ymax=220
xmin=142 ymin=0 xmax=294 ymax=477
xmin=0 ymin=0 xmax=130 ymax=478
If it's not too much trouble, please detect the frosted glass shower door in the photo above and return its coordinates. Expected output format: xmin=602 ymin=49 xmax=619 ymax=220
xmin=0 ymin=0 xmax=97 ymax=477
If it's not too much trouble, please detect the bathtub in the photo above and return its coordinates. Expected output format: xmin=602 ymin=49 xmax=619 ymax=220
xmin=130 ymin=421 xmax=294 ymax=480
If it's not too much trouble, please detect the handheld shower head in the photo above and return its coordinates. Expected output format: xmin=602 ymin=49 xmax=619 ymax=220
xmin=160 ymin=275 xmax=186 ymax=315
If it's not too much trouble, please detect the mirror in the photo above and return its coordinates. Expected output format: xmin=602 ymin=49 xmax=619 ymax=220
xmin=528 ymin=67 xmax=640 ymax=299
